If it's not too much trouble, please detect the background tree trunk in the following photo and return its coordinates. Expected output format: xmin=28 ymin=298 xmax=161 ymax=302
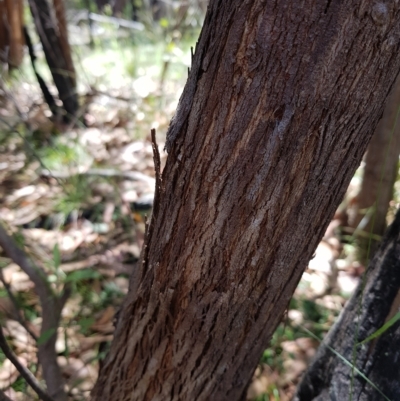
xmin=131 ymin=0 xmax=140 ymax=21
xmin=348 ymin=74 xmax=400 ymax=263
xmin=150 ymin=0 xmax=167 ymax=21
xmin=295 ymin=208 xmax=400 ymax=401
xmin=113 ymin=0 xmax=128 ymax=16
xmin=29 ymin=0 xmax=78 ymax=122
xmin=92 ymin=2 xmax=400 ymax=400
xmin=0 ymin=0 xmax=24 ymax=68
xmin=53 ymin=0 xmax=76 ymax=88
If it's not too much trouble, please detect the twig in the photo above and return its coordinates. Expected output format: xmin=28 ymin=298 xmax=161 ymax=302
xmin=40 ymin=167 xmax=156 ymax=185
xmin=0 ymin=325 xmax=55 ymax=401
xmin=71 ymin=11 xmax=144 ymax=31
xmin=150 ymin=128 xmax=162 ymax=220
xmin=126 ymin=130 xmax=162 ymax=307
xmin=86 ymin=86 xmax=138 ymax=102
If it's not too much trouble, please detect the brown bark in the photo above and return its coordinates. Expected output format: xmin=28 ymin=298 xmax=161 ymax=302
xmin=92 ymin=1 xmax=400 ymax=400
xmin=29 ymin=0 xmax=78 ymax=122
xmin=0 ymin=0 xmax=24 ymax=68
xmin=0 ymin=1 xmax=8 ymax=63
xmin=113 ymin=0 xmax=128 ymax=16
xmin=0 ymin=223 xmax=67 ymax=401
xmin=150 ymin=0 xmax=167 ymax=21
xmin=348 ymin=74 xmax=400 ymax=262
xmin=53 ymin=0 xmax=76 ymax=88
xmin=295 ymin=208 xmax=400 ymax=401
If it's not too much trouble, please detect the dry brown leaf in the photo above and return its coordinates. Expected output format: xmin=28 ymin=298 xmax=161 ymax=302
xmin=4 ymin=321 xmax=36 ymax=354
xmin=247 ymin=365 xmax=280 ymax=399
xmin=55 ymin=327 xmax=82 ymax=355
xmin=62 ymin=357 xmax=97 ymax=390
xmin=0 ymin=297 xmax=15 ymax=320
xmin=90 ymin=306 xmax=115 ymax=334
xmin=3 ymin=265 xmax=33 ymax=292
xmin=79 ymin=335 xmax=113 ymax=352
xmin=0 ymin=357 xmax=29 ymax=390
xmin=281 ymin=358 xmax=307 ymax=385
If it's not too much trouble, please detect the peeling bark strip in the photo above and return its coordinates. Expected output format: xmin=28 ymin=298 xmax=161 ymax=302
xmin=92 ymin=1 xmax=400 ymax=400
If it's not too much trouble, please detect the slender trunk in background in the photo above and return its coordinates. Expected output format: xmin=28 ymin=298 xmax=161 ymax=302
xmin=29 ymin=0 xmax=78 ymax=122
xmin=0 ymin=0 xmax=24 ymax=68
xmin=84 ymin=0 xmax=94 ymax=48
xmin=92 ymin=2 xmax=400 ymax=400
xmin=295 ymin=208 xmax=400 ymax=401
xmin=113 ymin=0 xmax=128 ymax=16
xmin=131 ymin=0 xmax=139 ymax=22
xmin=348 ymin=74 xmax=400 ymax=263
xmin=150 ymin=0 xmax=166 ymax=21
xmin=95 ymin=0 xmax=109 ymax=12
xmin=53 ymin=0 xmax=76 ymax=88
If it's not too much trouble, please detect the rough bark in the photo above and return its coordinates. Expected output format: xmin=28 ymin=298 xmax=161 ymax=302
xmin=348 ymin=74 xmax=400 ymax=262
xmin=92 ymin=1 xmax=400 ymax=400
xmin=295 ymin=208 xmax=400 ymax=401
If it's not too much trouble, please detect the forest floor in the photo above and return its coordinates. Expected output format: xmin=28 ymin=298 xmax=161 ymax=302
xmin=0 ymin=19 xmax=375 ymax=401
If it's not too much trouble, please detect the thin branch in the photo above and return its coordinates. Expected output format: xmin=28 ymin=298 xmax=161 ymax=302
xmin=0 ymin=269 xmax=38 ymax=341
xmin=0 ymin=325 xmax=55 ymax=401
xmin=0 ymin=223 xmax=51 ymax=302
xmin=0 ymin=222 xmax=67 ymax=400
xmin=40 ymin=167 xmax=156 ymax=185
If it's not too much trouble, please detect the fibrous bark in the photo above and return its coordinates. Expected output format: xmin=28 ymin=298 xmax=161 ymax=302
xmin=295 ymin=208 xmax=400 ymax=401
xmin=92 ymin=1 xmax=400 ymax=400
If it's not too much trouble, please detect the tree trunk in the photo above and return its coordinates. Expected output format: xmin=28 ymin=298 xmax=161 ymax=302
xmin=131 ymin=0 xmax=139 ymax=21
xmin=92 ymin=2 xmax=400 ymax=400
xmin=150 ymin=0 xmax=167 ymax=21
xmin=95 ymin=0 xmax=109 ymax=12
xmin=113 ymin=0 xmax=128 ymax=16
xmin=53 ymin=0 xmax=76 ymax=88
xmin=0 ymin=0 xmax=24 ymax=68
xmin=29 ymin=0 xmax=78 ymax=122
xmin=348 ymin=74 xmax=400 ymax=263
xmin=295 ymin=208 xmax=400 ymax=401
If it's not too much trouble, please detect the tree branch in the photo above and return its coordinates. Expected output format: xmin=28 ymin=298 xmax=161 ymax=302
xmin=0 ymin=222 xmax=67 ymax=400
xmin=0 ymin=223 xmax=51 ymax=300
xmin=0 ymin=325 xmax=55 ymax=401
